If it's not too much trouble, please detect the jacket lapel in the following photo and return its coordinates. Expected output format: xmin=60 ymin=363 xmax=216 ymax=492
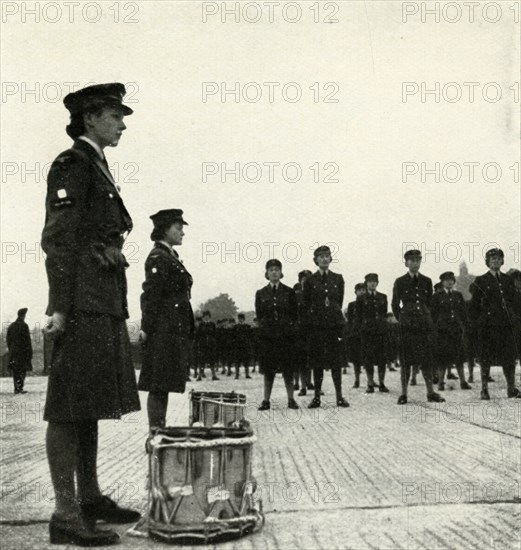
xmin=73 ymin=140 xmax=118 ymax=193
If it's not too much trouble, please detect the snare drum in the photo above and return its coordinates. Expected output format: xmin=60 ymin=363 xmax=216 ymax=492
xmin=146 ymin=427 xmax=264 ymax=544
xmin=189 ymin=391 xmax=248 ymax=429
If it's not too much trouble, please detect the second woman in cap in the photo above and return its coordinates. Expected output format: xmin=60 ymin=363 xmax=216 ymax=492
xmin=255 ymin=259 xmax=299 ymax=410
xmin=138 ymin=209 xmax=194 ymax=428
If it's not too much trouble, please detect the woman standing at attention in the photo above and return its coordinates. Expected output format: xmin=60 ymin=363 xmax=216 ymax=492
xmin=42 ymin=83 xmax=141 ymax=546
xmin=138 ymin=209 xmax=194 ymax=429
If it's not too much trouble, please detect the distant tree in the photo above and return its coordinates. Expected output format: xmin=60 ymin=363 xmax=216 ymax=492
xmin=198 ymin=293 xmax=238 ymax=320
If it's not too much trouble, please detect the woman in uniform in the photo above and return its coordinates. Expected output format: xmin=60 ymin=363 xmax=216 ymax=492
xmin=304 ymin=246 xmax=349 ymax=408
xmin=430 ymin=271 xmax=472 ymax=391
xmin=255 ymin=259 xmax=299 ymax=410
xmin=42 ymin=83 xmax=141 ymax=546
xmin=138 ymin=209 xmax=194 ymax=428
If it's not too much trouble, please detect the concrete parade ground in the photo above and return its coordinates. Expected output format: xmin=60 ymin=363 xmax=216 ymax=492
xmin=1 ymin=366 xmax=520 ymax=550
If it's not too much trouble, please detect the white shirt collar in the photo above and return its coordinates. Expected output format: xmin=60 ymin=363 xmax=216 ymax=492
xmin=159 ymin=240 xmax=172 ymax=250
xmin=269 ymin=282 xmax=279 ymax=289
xmin=79 ymin=136 xmax=105 ymax=160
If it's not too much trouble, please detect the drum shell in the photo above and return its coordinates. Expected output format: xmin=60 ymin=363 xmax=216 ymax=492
xmin=147 ymin=426 xmax=258 ymax=533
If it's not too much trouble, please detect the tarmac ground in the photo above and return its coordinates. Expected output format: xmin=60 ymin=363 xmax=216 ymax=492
xmin=1 ymin=365 xmax=520 ymax=550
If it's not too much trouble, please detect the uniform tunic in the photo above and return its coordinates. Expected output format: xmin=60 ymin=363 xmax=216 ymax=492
xmin=196 ymin=321 xmax=217 ymax=366
xmin=255 ymin=283 xmax=297 ymax=375
xmin=294 ymin=283 xmax=309 ymax=369
xmin=303 ymin=270 xmax=345 ymax=370
xmin=7 ymin=318 xmax=33 ymax=391
xmin=469 ymin=272 xmax=517 ymax=366
xmin=345 ymin=301 xmax=361 ymax=365
xmin=430 ymin=289 xmax=467 ymax=365
xmin=391 ymin=272 xmax=434 ymax=367
xmin=234 ymin=323 xmax=252 ymax=364
xmin=41 ymin=139 xmax=140 ymax=422
xmin=355 ymin=291 xmax=388 ymax=366
xmin=138 ymin=242 xmax=194 ymax=393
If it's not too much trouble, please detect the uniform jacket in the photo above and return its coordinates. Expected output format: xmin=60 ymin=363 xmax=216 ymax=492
xmin=345 ymin=301 xmax=359 ymax=337
xmin=196 ymin=321 xmax=216 ymax=351
xmin=391 ymin=272 xmax=433 ymax=329
xmin=234 ymin=323 xmax=252 ymax=351
xmin=355 ymin=291 xmax=388 ymax=334
xmin=303 ymin=270 xmax=345 ymax=329
xmin=430 ymin=289 xmax=467 ymax=332
xmin=41 ymin=139 xmax=133 ymax=318
xmin=469 ymin=271 xmax=516 ymax=328
xmin=140 ymin=242 xmax=194 ymax=337
xmin=6 ymin=319 xmax=33 ymax=369
xmin=255 ymin=283 xmax=297 ymax=338
xmin=514 ymin=290 xmax=521 ymax=324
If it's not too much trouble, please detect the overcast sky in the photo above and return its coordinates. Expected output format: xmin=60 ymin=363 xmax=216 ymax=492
xmin=1 ymin=1 xmax=520 ymax=329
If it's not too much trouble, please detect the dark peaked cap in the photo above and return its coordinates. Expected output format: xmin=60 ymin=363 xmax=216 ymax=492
xmin=63 ymin=83 xmax=133 ymax=116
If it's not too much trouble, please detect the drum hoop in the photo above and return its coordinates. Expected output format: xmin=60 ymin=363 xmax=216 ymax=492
xmin=150 ymin=434 xmax=256 ymax=449
xmin=198 ymin=398 xmax=247 ymax=408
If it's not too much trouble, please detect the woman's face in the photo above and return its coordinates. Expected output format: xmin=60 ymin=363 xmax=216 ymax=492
xmin=316 ymin=253 xmax=332 ymax=269
xmin=84 ymin=106 xmax=127 ymax=148
xmin=164 ymin=221 xmax=185 ymax=246
xmin=487 ymin=255 xmax=503 ymax=271
xmin=442 ymin=279 xmax=455 ymax=290
xmin=267 ymin=266 xmax=282 ymax=283
xmin=406 ymin=258 xmax=421 ymax=273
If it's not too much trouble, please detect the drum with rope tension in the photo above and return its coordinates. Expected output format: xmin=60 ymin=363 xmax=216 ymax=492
xmin=146 ymin=426 xmax=264 ymax=544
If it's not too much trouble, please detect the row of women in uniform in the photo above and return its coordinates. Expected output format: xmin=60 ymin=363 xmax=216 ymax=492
xmin=39 ymin=83 xmax=521 ymax=546
xmin=189 ymin=288 xmax=402 ymax=385
xmin=190 ymin=314 xmax=259 ymax=380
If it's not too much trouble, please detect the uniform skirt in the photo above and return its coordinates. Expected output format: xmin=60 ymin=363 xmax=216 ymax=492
xmin=259 ymin=334 xmax=295 ymax=376
xmin=44 ymin=311 xmax=140 ymax=422
xmin=360 ymin=332 xmax=387 ymax=367
xmin=138 ymin=330 xmax=190 ymax=393
xmin=307 ymin=327 xmax=344 ymax=371
xmin=346 ymin=335 xmax=361 ymax=364
xmin=435 ymin=329 xmax=464 ymax=365
xmin=479 ymin=326 xmax=517 ymax=366
xmin=399 ymin=326 xmax=434 ymax=367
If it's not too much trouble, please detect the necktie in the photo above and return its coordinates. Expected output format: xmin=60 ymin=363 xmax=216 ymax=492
xmin=413 ymin=275 xmax=418 ymax=284
xmin=272 ymin=285 xmax=277 ymax=294
xmin=322 ymin=272 xmax=327 ymax=284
